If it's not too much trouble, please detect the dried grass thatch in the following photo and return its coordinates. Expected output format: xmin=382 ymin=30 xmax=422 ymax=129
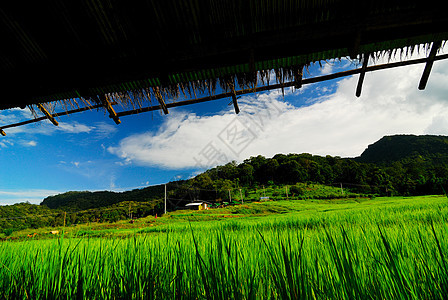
xmin=25 ymin=41 xmax=445 ymax=119
xmin=0 ymin=0 xmax=446 ymax=128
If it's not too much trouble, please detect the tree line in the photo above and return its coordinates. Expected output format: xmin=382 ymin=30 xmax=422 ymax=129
xmin=184 ymin=151 xmax=448 ymax=200
xmin=4 ymin=135 xmax=448 ymax=235
xmin=1 ymin=200 xmax=162 ymax=236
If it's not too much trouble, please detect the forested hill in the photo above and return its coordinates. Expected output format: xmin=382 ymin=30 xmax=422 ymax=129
xmin=40 ymin=134 xmax=448 ymax=212
xmin=3 ymin=134 xmax=448 ymax=234
xmin=357 ymin=135 xmax=448 ymax=164
xmin=41 ymin=184 xmax=170 ymax=211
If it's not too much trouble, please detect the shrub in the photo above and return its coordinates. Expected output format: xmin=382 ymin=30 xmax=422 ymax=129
xmin=289 ymin=185 xmax=305 ymax=196
xmin=3 ymin=228 xmax=14 ymax=236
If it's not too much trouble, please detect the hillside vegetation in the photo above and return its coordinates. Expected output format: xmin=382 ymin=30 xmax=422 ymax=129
xmin=3 ymin=134 xmax=448 ymax=234
xmin=357 ymin=134 xmax=448 ymax=164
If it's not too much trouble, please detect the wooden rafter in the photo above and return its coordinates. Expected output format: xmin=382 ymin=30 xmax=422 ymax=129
xmin=99 ymin=95 xmax=121 ymax=124
xmin=418 ymin=41 xmax=443 ymax=90
xmin=228 ymin=82 xmax=240 ymax=114
xmin=293 ymin=65 xmax=304 ymax=89
xmin=0 ymin=102 xmax=115 ymax=135
xmin=36 ymin=103 xmax=58 ymax=126
xmin=356 ymin=52 xmax=370 ymax=97
xmin=2 ymin=53 xmax=448 ymax=135
xmin=116 ymin=53 xmax=448 ymax=118
xmin=153 ymin=87 xmax=169 ymax=115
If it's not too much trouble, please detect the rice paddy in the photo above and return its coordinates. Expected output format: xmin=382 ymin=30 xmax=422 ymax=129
xmin=1 ymin=195 xmax=448 ymax=299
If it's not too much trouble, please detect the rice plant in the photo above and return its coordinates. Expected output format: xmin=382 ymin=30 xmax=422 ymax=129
xmin=1 ymin=196 xmax=447 ymax=299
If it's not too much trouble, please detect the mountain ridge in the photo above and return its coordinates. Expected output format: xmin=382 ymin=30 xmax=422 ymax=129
xmin=356 ymin=134 xmax=448 ymax=164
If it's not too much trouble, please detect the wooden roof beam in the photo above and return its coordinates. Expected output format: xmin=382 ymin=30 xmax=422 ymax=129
xmin=231 ymin=92 xmax=240 ymax=115
xmin=419 ymin=41 xmax=443 ymax=90
xmin=36 ymin=103 xmax=58 ymax=126
xmin=293 ymin=65 xmax=304 ymax=89
xmin=116 ymin=53 xmax=448 ymax=119
xmin=154 ymin=87 xmax=169 ymax=115
xmin=0 ymin=102 xmax=117 ymax=134
xmin=229 ymin=83 xmax=240 ymax=114
xmin=3 ymin=53 xmax=448 ymax=133
xmin=356 ymin=53 xmax=370 ymax=97
xmin=99 ymin=95 xmax=121 ymax=124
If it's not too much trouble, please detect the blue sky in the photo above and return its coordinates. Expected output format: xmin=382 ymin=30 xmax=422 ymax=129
xmin=1 ymin=46 xmax=448 ymax=205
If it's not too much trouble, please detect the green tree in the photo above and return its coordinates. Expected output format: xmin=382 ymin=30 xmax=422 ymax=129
xmin=238 ymin=163 xmax=254 ymax=186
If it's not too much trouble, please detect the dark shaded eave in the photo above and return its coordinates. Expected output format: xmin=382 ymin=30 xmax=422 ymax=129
xmin=0 ymin=0 xmax=447 ymax=111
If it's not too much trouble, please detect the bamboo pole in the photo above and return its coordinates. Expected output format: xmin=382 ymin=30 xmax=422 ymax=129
xmin=154 ymin=87 xmax=169 ymax=115
xmin=99 ymin=95 xmax=121 ymax=124
xmin=0 ymin=102 xmax=114 ymax=133
xmin=230 ymin=83 xmax=240 ymax=114
xmin=37 ymin=103 xmax=59 ymax=126
xmin=418 ymin=41 xmax=442 ymax=90
xmin=356 ymin=52 xmax=370 ymax=97
xmin=294 ymin=65 xmax=303 ymax=89
xmin=117 ymin=53 xmax=448 ymax=118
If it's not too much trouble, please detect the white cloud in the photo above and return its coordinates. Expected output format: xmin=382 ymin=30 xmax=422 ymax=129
xmin=424 ymin=115 xmax=448 ymax=135
xmin=319 ymin=61 xmax=335 ymax=75
xmin=57 ymin=122 xmax=93 ymax=134
xmin=0 ymin=108 xmax=33 ymax=124
xmin=92 ymin=122 xmax=118 ymax=139
xmin=0 ymin=189 xmax=61 ymax=205
xmin=1 ymin=139 xmax=37 ymax=148
xmin=0 ymin=140 xmax=13 ymax=148
xmin=3 ymin=119 xmax=93 ymax=136
xmin=110 ymin=175 xmax=117 ymax=189
xmin=21 ymin=140 xmax=38 ymax=147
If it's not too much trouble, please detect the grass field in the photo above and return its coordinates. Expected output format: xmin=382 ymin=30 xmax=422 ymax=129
xmin=1 ymin=195 xmax=448 ymax=299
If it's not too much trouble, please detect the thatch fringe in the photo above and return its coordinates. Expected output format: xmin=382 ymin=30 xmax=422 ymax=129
xmin=6 ymin=49 xmax=445 ymax=133
xmin=368 ymin=42 xmax=441 ymax=63
xmin=26 ymin=42 xmax=442 ymax=120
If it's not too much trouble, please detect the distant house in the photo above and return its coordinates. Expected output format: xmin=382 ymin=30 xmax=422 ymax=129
xmin=259 ymin=196 xmax=270 ymax=201
xmin=185 ymin=201 xmax=211 ymax=210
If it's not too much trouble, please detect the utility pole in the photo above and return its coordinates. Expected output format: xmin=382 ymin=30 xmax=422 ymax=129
xmin=164 ymin=184 xmax=167 ymax=215
xmin=63 ymin=211 xmax=66 ymax=227
xmin=263 ymin=185 xmax=266 ymax=197
xmin=239 ymin=188 xmax=243 ymax=204
xmin=340 ymin=183 xmax=344 ymax=195
xmin=285 ymin=186 xmax=289 ymax=200
xmin=228 ymin=190 xmax=232 ymax=202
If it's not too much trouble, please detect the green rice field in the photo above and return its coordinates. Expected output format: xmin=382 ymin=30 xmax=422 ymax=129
xmin=1 ymin=195 xmax=448 ymax=299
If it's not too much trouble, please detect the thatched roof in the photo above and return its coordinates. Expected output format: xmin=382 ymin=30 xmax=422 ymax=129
xmin=0 ymin=0 xmax=447 ymax=130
